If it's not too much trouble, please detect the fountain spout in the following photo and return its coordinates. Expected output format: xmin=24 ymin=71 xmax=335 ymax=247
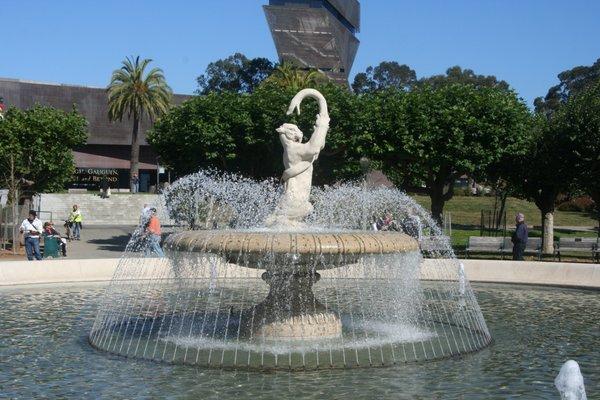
xmin=555 ymin=360 xmax=587 ymax=400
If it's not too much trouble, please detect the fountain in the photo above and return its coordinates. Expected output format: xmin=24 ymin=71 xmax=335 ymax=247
xmin=555 ymin=360 xmax=587 ymax=400
xmin=89 ymin=89 xmax=492 ymax=370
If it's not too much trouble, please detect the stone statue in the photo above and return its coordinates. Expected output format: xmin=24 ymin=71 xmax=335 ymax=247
xmin=266 ymin=89 xmax=330 ymax=227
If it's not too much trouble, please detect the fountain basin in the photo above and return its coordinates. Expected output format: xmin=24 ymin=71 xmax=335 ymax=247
xmin=165 ymin=230 xmax=419 ymax=269
xmin=163 ymin=230 xmax=420 ymax=341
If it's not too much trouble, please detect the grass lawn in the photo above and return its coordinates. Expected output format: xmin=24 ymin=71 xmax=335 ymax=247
xmin=448 ymin=227 xmax=598 ymax=250
xmin=409 ymin=194 xmax=599 ymax=261
xmin=410 ymin=194 xmax=598 ymax=227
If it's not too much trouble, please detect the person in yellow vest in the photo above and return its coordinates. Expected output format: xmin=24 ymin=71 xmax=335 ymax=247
xmin=68 ymin=204 xmax=83 ymax=240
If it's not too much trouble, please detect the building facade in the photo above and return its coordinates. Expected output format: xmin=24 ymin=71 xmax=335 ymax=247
xmin=264 ymin=0 xmax=360 ymax=85
xmin=0 ymin=77 xmax=191 ymax=191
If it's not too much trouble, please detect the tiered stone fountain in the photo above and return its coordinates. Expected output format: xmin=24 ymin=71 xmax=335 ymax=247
xmin=89 ymin=89 xmax=491 ymax=370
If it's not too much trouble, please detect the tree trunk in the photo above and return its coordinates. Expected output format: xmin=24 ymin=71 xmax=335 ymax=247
xmin=11 ymin=197 xmax=19 ymax=255
xmin=591 ymin=192 xmax=600 ymax=241
xmin=130 ymin=117 xmax=140 ymax=180
xmin=8 ymin=155 xmax=20 ymax=255
xmin=496 ymin=191 xmax=508 ymax=230
xmin=541 ymin=209 xmax=554 ymax=254
xmin=429 ymin=171 xmax=454 ymax=227
xmin=430 ymin=191 xmax=444 ymax=227
xmin=535 ymin=191 xmax=556 ymax=256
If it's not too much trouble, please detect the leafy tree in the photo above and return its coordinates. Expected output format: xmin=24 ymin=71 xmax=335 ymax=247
xmin=196 ymin=53 xmax=275 ymax=94
xmin=0 ymin=105 xmax=87 ymax=253
xmin=107 ymin=56 xmax=172 ymax=181
xmin=499 ymin=116 xmax=577 ymax=253
xmin=147 ymin=92 xmax=251 ymax=176
xmin=150 ymin=80 xmax=365 ymax=183
xmin=352 ymin=61 xmax=417 ymax=93
xmin=373 ymin=83 xmax=531 ymax=224
xmin=262 ymin=62 xmax=328 ymax=92
xmin=534 ymin=58 xmax=600 ymax=118
xmin=420 ymin=66 xmax=510 ymax=91
xmin=554 ymin=81 xmax=600 ymax=224
xmin=0 ymin=105 xmax=88 ymax=193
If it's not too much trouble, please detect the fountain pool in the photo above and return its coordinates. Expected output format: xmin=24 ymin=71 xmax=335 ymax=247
xmin=0 ymin=283 xmax=597 ymax=398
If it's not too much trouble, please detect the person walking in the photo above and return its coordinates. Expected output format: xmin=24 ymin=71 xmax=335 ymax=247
xmin=511 ymin=213 xmax=528 ymax=261
xmin=131 ymin=173 xmax=139 ymax=194
xmin=69 ymin=204 xmax=83 ymax=240
xmin=144 ymin=208 xmax=164 ymax=257
xmin=19 ymin=210 xmax=43 ymax=261
xmin=99 ymin=175 xmax=110 ymax=199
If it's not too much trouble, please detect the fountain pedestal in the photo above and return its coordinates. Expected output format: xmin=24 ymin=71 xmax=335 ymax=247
xmin=247 ymin=271 xmax=342 ymax=340
xmin=166 ymin=230 xmax=419 ymax=341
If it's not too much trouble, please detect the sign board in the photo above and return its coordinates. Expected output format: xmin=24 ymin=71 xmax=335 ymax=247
xmin=70 ymin=168 xmax=125 ymax=189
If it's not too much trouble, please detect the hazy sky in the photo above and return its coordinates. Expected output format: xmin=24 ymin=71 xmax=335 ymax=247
xmin=2 ymin=0 xmax=600 ymax=105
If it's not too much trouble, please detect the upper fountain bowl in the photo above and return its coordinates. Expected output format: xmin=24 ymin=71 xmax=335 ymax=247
xmin=165 ymin=230 xmax=419 ymax=270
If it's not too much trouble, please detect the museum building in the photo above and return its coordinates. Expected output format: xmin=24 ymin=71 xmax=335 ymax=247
xmin=0 ymin=77 xmax=191 ymax=191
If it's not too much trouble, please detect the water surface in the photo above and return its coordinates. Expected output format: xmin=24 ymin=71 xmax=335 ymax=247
xmin=0 ymin=283 xmax=597 ymax=399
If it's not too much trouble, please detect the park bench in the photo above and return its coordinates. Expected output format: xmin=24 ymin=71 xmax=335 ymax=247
xmin=465 ymin=237 xmax=504 ymax=258
xmin=500 ymin=237 xmax=543 ymax=260
xmin=465 ymin=236 xmax=543 ymax=260
xmin=553 ymin=237 xmax=599 ymax=262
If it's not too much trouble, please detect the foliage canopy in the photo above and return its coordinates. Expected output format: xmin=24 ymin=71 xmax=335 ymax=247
xmin=0 ymin=105 xmax=88 ymax=195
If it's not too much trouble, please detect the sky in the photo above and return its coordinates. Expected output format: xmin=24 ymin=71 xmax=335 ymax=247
xmin=2 ymin=0 xmax=600 ymax=106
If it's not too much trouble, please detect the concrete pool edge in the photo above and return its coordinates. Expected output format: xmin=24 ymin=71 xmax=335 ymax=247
xmin=0 ymin=258 xmax=599 ymax=289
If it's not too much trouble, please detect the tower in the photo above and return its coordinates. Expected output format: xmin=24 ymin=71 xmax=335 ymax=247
xmin=263 ymin=0 xmax=360 ymax=85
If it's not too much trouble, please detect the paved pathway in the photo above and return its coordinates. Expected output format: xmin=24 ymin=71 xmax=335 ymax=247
xmin=67 ymin=225 xmax=137 ymax=259
xmin=1 ymin=225 xmax=177 ymax=261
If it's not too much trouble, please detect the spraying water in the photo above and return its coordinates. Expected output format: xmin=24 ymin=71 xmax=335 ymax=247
xmin=89 ymin=89 xmax=491 ymax=370
xmin=555 ymin=360 xmax=587 ymax=400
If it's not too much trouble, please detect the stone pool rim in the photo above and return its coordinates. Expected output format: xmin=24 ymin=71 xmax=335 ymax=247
xmin=0 ymin=258 xmax=598 ymax=289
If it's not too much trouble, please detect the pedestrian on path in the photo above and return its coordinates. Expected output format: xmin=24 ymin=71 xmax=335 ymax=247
xmin=19 ymin=210 xmax=43 ymax=261
xmin=69 ymin=204 xmax=83 ymax=240
xmin=131 ymin=173 xmax=139 ymax=194
xmin=99 ymin=175 xmax=110 ymax=199
xmin=511 ymin=213 xmax=528 ymax=261
xmin=144 ymin=208 xmax=164 ymax=257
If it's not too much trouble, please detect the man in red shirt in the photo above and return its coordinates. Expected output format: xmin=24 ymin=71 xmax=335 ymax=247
xmin=145 ymin=208 xmax=164 ymax=257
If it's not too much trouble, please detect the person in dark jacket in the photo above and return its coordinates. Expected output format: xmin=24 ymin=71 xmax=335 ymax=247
xmin=99 ymin=176 xmax=110 ymax=199
xmin=511 ymin=213 xmax=528 ymax=260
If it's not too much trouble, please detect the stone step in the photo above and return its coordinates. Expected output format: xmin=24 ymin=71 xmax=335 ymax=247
xmin=35 ymin=193 xmax=174 ymax=225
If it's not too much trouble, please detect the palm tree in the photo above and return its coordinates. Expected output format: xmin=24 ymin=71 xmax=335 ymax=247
xmin=266 ymin=62 xmax=327 ymax=91
xmin=107 ymin=56 xmax=172 ymax=183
